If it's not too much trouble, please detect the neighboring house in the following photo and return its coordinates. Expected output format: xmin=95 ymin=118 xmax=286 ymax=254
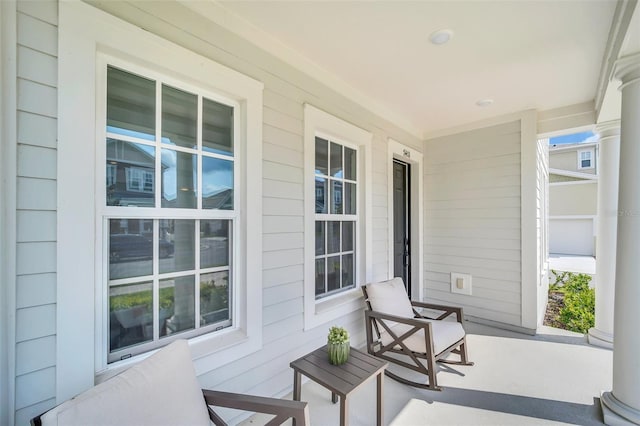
xmin=0 ymin=2 xmax=639 ymax=426
xmin=549 ymin=142 xmax=599 ymax=256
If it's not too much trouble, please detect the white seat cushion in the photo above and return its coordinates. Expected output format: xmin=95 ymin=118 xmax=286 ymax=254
xmin=380 ymin=319 xmax=466 ymax=355
xmin=41 ymin=340 xmax=210 ymax=426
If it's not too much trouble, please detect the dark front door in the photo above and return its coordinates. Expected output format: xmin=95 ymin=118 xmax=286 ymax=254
xmin=393 ymin=160 xmax=411 ymax=295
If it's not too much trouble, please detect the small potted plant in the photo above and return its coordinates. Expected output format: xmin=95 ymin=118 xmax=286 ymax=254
xmin=327 ymin=326 xmax=350 ymax=365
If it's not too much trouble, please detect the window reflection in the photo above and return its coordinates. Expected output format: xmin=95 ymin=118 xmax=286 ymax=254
xmin=162 ymin=85 xmax=197 ymax=149
xmin=159 ymin=276 xmax=195 ymax=337
xmin=200 ymin=220 xmax=230 ymax=269
xmin=159 ymin=220 xmax=194 ymax=274
xmin=315 ymin=177 xmax=327 ymax=213
xmin=107 ymin=66 xmax=155 ymax=141
xmin=109 ymin=281 xmax=153 ymax=352
xmin=106 ymin=139 xmax=155 ymax=207
xmin=200 ymin=271 xmax=230 ymax=326
xmin=327 ymin=256 xmax=340 ymax=292
xmin=161 ymin=149 xmax=197 ymax=208
xmin=203 ymin=98 xmax=233 ymax=156
xmin=202 ymin=157 xmax=233 ymax=210
xmin=109 ymin=219 xmax=154 ymax=280
xmin=315 ymin=137 xmax=328 ymax=176
xmin=315 ymin=259 xmax=325 ymax=296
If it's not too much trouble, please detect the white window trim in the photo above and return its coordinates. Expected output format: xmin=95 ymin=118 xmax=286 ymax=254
xmin=386 ymin=139 xmax=424 ymax=302
xmin=303 ymin=105 xmax=372 ymax=331
xmin=58 ymin=2 xmax=263 ymax=401
xmin=578 ymin=148 xmax=595 ymax=170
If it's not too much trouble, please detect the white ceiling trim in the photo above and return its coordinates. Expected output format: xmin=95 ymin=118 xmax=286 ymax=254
xmin=423 ymin=109 xmax=535 ymax=141
xmin=537 ymin=102 xmax=596 ymax=137
xmin=182 ymin=0 xmax=423 ymax=139
xmin=594 ymin=0 xmax=638 ymax=117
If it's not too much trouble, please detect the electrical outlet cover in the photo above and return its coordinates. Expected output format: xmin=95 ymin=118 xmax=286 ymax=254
xmin=451 ymin=272 xmax=472 ymax=295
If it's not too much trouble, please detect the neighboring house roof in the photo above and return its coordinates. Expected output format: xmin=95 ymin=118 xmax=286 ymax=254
xmin=548 ymin=141 xmax=598 ymax=152
xmin=549 ymin=168 xmax=598 ymax=181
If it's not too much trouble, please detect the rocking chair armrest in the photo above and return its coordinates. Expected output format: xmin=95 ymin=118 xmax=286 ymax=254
xmin=410 ymin=301 xmax=464 ymax=322
xmin=365 ymin=309 xmax=435 ymax=329
xmin=202 ymin=389 xmax=309 ymax=426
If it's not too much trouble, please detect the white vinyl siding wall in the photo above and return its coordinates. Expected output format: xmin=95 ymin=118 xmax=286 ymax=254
xmin=13 ymin=1 xmax=58 ymax=424
xmin=8 ymin=1 xmax=422 ymax=423
xmin=424 ymin=121 xmax=522 ymax=327
xmin=536 ymin=138 xmax=550 ymax=322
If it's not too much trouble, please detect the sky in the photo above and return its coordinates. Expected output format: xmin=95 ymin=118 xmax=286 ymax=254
xmin=548 ymin=131 xmax=596 ymax=145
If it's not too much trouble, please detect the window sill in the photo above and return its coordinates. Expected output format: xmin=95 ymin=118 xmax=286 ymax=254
xmin=95 ymin=326 xmax=260 ymax=382
xmin=304 ymin=287 xmax=365 ymax=331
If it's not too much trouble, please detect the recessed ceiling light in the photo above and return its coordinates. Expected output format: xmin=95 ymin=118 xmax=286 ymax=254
xmin=430 ymin=29 xmax=454 ymax=45
xmin=476 ymin=99 xmax=494 ymax=107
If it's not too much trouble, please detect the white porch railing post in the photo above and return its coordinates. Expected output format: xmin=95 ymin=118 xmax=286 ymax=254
xmin=588 ymin=121 xmax=620 ymax=349
xmin=601 ymin=52 xmax=640 ymax=426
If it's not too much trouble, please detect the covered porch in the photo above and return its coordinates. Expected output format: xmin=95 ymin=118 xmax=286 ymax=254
xmin=2 ymin=0 xmax=640 ymax=425
xmin=244 ymin=322 xmax=612 ymax=425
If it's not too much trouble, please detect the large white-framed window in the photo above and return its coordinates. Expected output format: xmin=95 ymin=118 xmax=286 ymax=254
xmin=58 ymin=1 xmax=263 ymax=399
xmin=578 ymin=148 xmax=594 ymax=169
xmin=303 ymin=105 xmax=372 ymax=330
xmin=100 ymin=60 xmax=242 ymax=363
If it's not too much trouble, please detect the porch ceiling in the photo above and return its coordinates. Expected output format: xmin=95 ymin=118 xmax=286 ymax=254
xmin=207 ymin=0 xmax=625 ymax=137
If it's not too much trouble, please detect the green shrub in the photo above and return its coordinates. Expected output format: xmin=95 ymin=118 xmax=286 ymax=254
xmin=556 ymin=272 xmax=595 ymax=333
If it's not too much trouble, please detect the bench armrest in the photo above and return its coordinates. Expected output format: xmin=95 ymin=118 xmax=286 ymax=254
xmin=203 ymin=389 xmax=309 ymax=426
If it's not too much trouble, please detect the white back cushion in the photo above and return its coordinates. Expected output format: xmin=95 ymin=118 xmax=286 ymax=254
xmin=41 ymin=340 xmax=210 ymax=426
xmin=365 ymin=277 xmax=414 ymax=318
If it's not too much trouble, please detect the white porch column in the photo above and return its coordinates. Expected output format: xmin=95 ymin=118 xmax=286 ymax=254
xmin=601 ymin=53 xmax=640 ymax=426
xmin=588 ymin=121 xmax=620 ymax=349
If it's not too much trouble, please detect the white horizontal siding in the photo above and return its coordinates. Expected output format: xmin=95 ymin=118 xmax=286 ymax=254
xmin=263 ymin=216 xmax=304 ymax=234
xmin=15 ymin=398 xmax=56 ymax=426
xmin=263 ymin=233 xmax=303 ymax=252
xmin=17 ymin=12 xmax=57 ymax=56
xmin=17 ymin=211 xmax=56 ymax=243
xmin=17 ymin=145 xmax=56 ymax=180
xmin=16 ymin=178 xmax=56 ymax=211
xmin=263 ymin=197 xmax=303 ymax=216
xmin=262 ymin=265 xmax=303 ymax=288
xmin=16 ymin=336 xmax=56 ymax=376
xmin=10 ymin=1 xmax=424 ymax=423
xmin=15 ymin=305 xmax=56 ymax=343
xmin=17 ymin=79 xmax=56 ymax=118
xmin=12 ymin=2 xmax=59 ymax=423
xmin=15 ymin=367 xmax=55 ymax=410
xmin=263 ymin=179 xmax=303 ymax=200
xmin=17 ymin=46 xmax=57 ymax=87
xmin=425 ymin=121 xmax=522 ymax=327
xmin=17 ymin=112 xmax=57 ymax=149
xmin=16 ymin=273 xmax=56 ymax=309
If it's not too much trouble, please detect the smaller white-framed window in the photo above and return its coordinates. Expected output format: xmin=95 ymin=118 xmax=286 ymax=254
xmin=125 ymin=167 xmax=154 ymax=193
xmin=578 ymin=148 xmax=594 ymax=169
xmin=303 ymin=104 xmax=372 ymax=331
xmin=107 ymin=164 xmax=117 ymax=187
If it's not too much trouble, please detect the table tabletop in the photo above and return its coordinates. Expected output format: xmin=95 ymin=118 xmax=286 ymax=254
xmin=290 ymin=345 xmax=387 ymax=397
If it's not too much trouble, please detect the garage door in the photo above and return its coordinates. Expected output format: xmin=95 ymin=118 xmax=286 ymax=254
xmin=549 ymin=218 xmax=594 ymax=256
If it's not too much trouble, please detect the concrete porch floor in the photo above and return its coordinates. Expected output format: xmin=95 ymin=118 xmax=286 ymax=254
xmin=242 ymin=322 xmax=612 ymax=425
